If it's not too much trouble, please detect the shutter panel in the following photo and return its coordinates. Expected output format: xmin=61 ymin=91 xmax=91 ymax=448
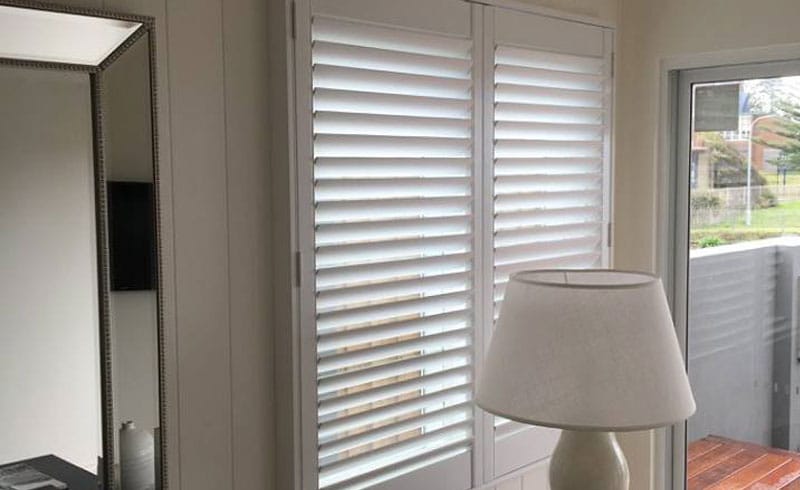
xmin=488 ymin=7 xmax=613 ymax=477
xmin=493 ymin=45 xmax=606 ymax=321
xmin=310 ymin=12 xmax=475 ymax=490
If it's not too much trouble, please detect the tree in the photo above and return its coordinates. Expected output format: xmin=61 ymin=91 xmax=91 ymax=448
xmin=753 ymin=96 xmax=800 ymax=170
xmin=703 ymin=133 xmax=767 ymax=188
xmin=743 ymin=78 xmax=787 ymax=115
xmin=700 ymin=133 xmax=776 ymax=208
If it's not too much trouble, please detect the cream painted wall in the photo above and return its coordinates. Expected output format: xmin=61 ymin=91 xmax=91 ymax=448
xmin=614 ymin=1 xmax=800 ymax=490
xmin=517 ymin=0 xmax=617 ymax=25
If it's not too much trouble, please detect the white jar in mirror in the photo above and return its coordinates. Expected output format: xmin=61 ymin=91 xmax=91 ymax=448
xmin=119 ymin=421 xmax=155 ymax=490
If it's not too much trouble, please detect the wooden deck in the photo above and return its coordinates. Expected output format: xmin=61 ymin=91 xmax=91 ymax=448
xmin=689 ymin=436 xmax=800 ymax=489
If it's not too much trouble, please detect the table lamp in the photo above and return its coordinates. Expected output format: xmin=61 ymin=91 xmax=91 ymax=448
xmin=476 ymin=270 xmax=695 ymax=490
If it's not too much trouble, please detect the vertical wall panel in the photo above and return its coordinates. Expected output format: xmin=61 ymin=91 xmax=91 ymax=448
xmin=222 ymin=0 xmax=275 ymax=488
xmin=164 ymin=1 xmax=232 ymax=489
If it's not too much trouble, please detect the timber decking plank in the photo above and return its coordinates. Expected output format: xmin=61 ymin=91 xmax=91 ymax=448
xmin=707 ymin=437 xmax=800 ymax=458
xmin=688 ymin=444 xmax=746 ymax=479
xmin=706 ymin=453 xmax=791 ymax=489
xmin=688 ymin=436 xmax=800 ymax=490
xmin=690 ymin=439 xmax=724 ymax=462
xmin=688 ymin=449 xmax=762 ymax=490
xmin=746 ymin=459 xmax=800 ymax=489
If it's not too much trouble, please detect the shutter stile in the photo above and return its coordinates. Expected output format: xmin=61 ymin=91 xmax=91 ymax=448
xmin=311 ymin=15 xmax=475 ymax=489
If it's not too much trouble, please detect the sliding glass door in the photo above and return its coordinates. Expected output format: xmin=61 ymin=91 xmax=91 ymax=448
xmin=676 ymin=61 xmax=800 ymax=489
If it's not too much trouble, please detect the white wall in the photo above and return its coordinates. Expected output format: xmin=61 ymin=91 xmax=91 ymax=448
xmin=110 ymin=292 xmax=159 ymax=435
xmin=0 ymin=67 xmax=100 ymax=472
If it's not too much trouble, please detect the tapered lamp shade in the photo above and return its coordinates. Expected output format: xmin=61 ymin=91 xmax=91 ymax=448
xmin=476 ymin=270 xmax=696 ymax=431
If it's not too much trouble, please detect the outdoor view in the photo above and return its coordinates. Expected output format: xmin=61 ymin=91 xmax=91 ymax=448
xmin=691 ymin=77 xmax=800 ymax=248
xmin=687 ymin=75 xmax=800 ymax=488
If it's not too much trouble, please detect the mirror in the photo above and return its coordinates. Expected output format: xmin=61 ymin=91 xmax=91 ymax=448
xmin=0 ymin=3 xmax=164 ymax=489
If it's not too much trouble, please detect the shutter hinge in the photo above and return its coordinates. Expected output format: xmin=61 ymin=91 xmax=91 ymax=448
xmin=290 ymin=0 xmax=297 ymax=39
xmin=610 ymin=52 xmax=615 ymax=78
xmin=295 ymin=250 xmax=302 ymax=287
xmin=607 ymin=222 xmax=613 ymax=248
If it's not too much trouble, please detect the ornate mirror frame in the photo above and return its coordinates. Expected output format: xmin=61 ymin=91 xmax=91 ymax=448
xmin=0 ymin=1 xmax=166 ymax=487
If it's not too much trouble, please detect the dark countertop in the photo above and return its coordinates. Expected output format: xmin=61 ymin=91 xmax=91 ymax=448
xmin=0 ymin=454 xmax=97 ymax=490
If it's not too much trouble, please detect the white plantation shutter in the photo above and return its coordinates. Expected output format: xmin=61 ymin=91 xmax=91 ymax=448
xmin=307 ymin=6 xmax=476 ymax=490
xmin=295 ymin=1 xmax=613 ymax=488
xmin=487 ymin=8 xmax=613 ymax=477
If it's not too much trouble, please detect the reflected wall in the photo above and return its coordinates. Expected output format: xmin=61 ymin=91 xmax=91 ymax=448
xmin=0 ymin=67 xmax=101 ymax=472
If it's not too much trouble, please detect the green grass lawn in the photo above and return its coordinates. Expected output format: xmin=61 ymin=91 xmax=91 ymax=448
xmin=692 ymin=200 xmax=800 ymax=248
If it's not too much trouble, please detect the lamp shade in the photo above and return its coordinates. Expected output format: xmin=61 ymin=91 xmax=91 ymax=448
xmin=476 ymin=269 xmax=695 ymax=431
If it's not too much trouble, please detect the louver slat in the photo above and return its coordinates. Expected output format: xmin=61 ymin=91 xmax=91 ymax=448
xmin=321 ymin=425 xmax=473 ymax=489
xmin=318 ymin=365 xmax=471 ymax=417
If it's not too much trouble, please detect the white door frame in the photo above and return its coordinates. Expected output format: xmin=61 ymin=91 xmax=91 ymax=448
xmin=657 ymin=45 xmax=800 ymax=490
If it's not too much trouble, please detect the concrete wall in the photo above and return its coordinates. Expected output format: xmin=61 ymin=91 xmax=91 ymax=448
xmin=684 ymin=239 xmax=800 ymax=462
xmin=687 ymin=242 xmax=778 ymax=447
xmin=0 ymin=67 xmax=100 ymax=471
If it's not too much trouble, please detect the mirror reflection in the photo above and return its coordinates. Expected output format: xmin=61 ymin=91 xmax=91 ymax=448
xmin=0 ymin=5 xmax=141 ymax=66
xmin=0 ymin=5 xmax=162 ymax=490
xmin=105 ymin=32 xmax=161 ymax=490
xmin=0 ymin=65 xmax=103 ymax=486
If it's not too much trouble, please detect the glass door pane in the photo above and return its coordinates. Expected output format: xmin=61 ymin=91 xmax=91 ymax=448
xmin=686 ymin=73 xmax=800 ymax=488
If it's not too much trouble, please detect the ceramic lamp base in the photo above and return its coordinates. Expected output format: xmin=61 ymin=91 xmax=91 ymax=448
xmin=549 ymin=430 xmax=629 ymax=490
